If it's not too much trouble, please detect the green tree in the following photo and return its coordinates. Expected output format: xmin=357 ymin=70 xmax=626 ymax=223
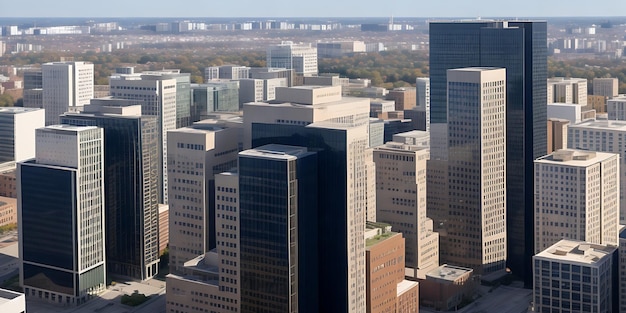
xmin=0 ymin=94 xmax=14 ymax=107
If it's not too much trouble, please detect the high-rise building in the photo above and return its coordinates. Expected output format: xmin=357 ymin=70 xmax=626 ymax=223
xmin=22 ymin=70 xmax=43 ymax=109
xmin=374 ymin=139 xmax=439 ymax=279
xmin=249 ymin=67 xmax=295 ymax=87
xmin=42 ymin=61 xmax=94 ymax=125
xmin=547 ymin=118 xmax=569 ymax=153
xmin=415 ymin=77 xmax=430 ymax=131
xmin=534 ymin=149 xmax=619 ymax=252
xmin=429 ymin=20 xmax=547 ymax=282
xmin=365 ymin=222 xmax=419 ymax=313
xmin=532 ymin=240 xmax=617 ymax=313
xmin=18 ymin=125 xmax=105 ymax=305
xmin=239 ymin=144 xmax=319 ymax=313
xmin=593 ymin=77 xmax=619 ymax=98
xmin=60 ymin=98 xmax=161 ymax=280
xmin=568 ymin=120 xmax=626 ymax=223
xmin=547 ymin=77 xmax=588 ymax=105
xmin=607 ymin=95 xmax=626 ymax=120
xmin=204 ymin=65 xmax=250 ymax=81
xmin=191 ymin=81 xmax=240 ymax=122
xmin=238 ymin=77 xmax=288 ymax=105
xmin=267 ymin=42 xmax=318 ymax=76
xmin=109 ymin=72 xmax=177 ymax=204
xmin=0 ymin=107 xmax=44 ymax=164
xmin=619 ymin=226 xmax=626 ymax=312
xmin=386 ymin=87 xmax=416 ymax=111
xmin=247 ymin=85 xmax=373 ymax=312
xmin=437 ymin=67 xmax=507 ymax=277
xmin=167 ymin=122 xmax=240 ymax=272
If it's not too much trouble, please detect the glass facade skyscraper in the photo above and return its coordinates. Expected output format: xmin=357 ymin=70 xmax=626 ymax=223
xmin=429 ymin=21 xmax=547 ymax=283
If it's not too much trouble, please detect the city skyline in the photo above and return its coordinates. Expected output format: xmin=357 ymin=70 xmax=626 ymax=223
xmin=1 ymin=0 xmax=626 ymax=18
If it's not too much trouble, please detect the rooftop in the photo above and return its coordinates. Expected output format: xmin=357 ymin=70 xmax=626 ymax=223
xmin=40 ymin=124 xmax=99 ymax=133
xmin=0 ymin=107 xmax=42 ymax=114
xmin=426 ymin=264 xmax=473 ymax=282
xmin=396 ymin=280 xmax=418 ymax=297
xmin=0 ymin=288 xmax=22 ymax=305
xmin=571 ymin=119 xmax=626 ymax=130
xmin=534 ymin=239 xmax=615 ymax=265
xmin=240 ymin=144 xmax=310 ymax=160
xmin=535 ymin=149 xmax=616 ymax=166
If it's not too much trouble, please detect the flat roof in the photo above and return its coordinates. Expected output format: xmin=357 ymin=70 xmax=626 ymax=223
xmin=240 ymin=144 xmax=310 ymax=160
xmin=534 ymin=239 xmax=615 ymax=265
xmin=0 ymin=107 xmax=42 ymax=114
xmin=0 ymin=288 xmax=22 ymax=304
xmin=535 ymin=149 xmax=616 ymax=167
xmin=426 ymin=264 xmax=473 ymax=282
xmin=570 ymin=119 xmax=626 ymax=130
xmin=40 ymin=124 xmax=99 ymax=133
xmin=396 ymin=280 xmax=418 ymax=297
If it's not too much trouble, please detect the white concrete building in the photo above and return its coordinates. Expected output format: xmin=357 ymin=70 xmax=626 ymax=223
xmin=593 ymin=77 xmax=619 ymax=98
xmin=0 ymin=107 xmax=45 ymax=164
xmin=547 ymin=103 xmax=583 ymax=124
xmin=238 ymin=77 xmax=288 ymax=105
xmin=547 ymin=77 xmax=587 ymax=106
xmin=607 ymin=95 xmax=626 ymax=120
xmin=534 ymin=149 xmax=619 ymax=253
xmin=374 ymin=140 xmax=439 ymax=279
xmin=569 ymin=120 xmax=626 ymax=223
xmin=0 ymin=288 xmax=25 ymax=313
xmin=267 ymin=41 xmax=318 ymax=76
xmin=533 ymin=240 xmax=616 ymax=313
xmin=42 ymin=61 xmax=94 ymax=125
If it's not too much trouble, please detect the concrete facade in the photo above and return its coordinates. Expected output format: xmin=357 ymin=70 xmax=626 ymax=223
xmin=547 ymin=118 xmax=569 ymax=153
xmin=0 ymin=107 xmax=45 ymax=164
xmin=593 ymin=77 xmax=619 ymax=98
xmin=607 ymin=96 xmax=626 ymax=120
xmin=547 ymin=77 xmax=587 ymax=106
xmin=42 ymin=61 xmax=93 ymax=125
xmin=267 ymin=42 xmax=318 ymax=76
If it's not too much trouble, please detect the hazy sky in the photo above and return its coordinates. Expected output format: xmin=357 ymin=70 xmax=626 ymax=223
xmin=2 ymin=0 xmax=626 ymax=18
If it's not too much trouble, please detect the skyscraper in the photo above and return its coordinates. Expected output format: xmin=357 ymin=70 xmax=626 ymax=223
xmin=534 ymin=149 xmax=619 ymax=252
xmin=18 ymin=125 xmax=105 ymax=305
xmin=267 ymin=42 xmax=318 ymax=76
xmin=0 ymin=107 xmax=44 ymax=164
xmin=429 ymin=20 xmax=547 ymax=282
xmin=61 ymin=98 xmax=161 ymax=280
xmin=441 ymin=67 xmax=507 ymax=276
xmin=239 ymin=144 xmax=318 ymax=313
xmin=42 ymin=61 xmax=94 ymax=125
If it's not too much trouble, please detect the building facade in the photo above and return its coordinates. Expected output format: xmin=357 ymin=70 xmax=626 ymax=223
xmin=547 ymin=77 xmax=588 ymax=105
xmin=266 ymin=42 xmax=318 ymax=76
xmin=593 ymin=77 xmax=619 ymax=98
xmin=0 ymin=107 xmax=45 ymax=164
xmin=547 ymin=118 xmax=569 ymax=153
xmin=42 ymin=61 xmax=93 ymax=125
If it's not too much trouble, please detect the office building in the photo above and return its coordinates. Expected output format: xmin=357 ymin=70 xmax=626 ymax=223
xmin=414 ymin=77 xmax=430 ymax=131
xmin=547 ymin=102 xmax=583 ymax=124
xmin=533 ymin=240 xmax=617 ymax=313
xmin=191 ymin=81 xmax=240 ymax=122
xmin=439 ymin=67 xmax=507 ymax=276
xmin=18 ymin=125 xmax=105 ymax=305
xmin=429 ymin=20 xmax=547 ymax=282
xmin=534 ymin=149 xmax=619 ymax=252
xmin=239 ymin=145 xmax=318 ymax=312
xmin=22 ymin=70 xmax=42 ymax=109
xmin=420 ymin=265 xmax=474 ymax=311
xmin=620 ymin=226 xmax=626 ymax=313
xmin=158 ymin=204 xmax=169 ymax=254
xmin=61 ymin=98 xmax=160 ymax=280
xmin=205 ymin=65 xmax=250 ymax=81
xmin=0 ymin=163 xmax=16 ymax=198
xmin=607 ymin=96 xmax=626 ymax=120
xmin=317 ymin=41 xmax=366 ymax=58
xmin=167 ymin=122 xmax=240 ymax=272
xmin=247 ymin=85 xmax=373 ymax=312
xmin=588 ymin=95 xmax=608 ymax=113
xmin=547 ymin=77 xmax=587 ymax=105
xmin=593 ymin=77 xmax=619 ymax=98
xmin=569 ymin=120 xmax=626 ymax=222
xmin=110 ymin=72 xmax=177 ymax=204
xmin=547 ymin=118 xmax=569 ymax=153
xmin=165 ymin=170 xmax=241 ymax=313
xmin=238 ymin=77 xmax=288 ymax=105
xmin=249 ymin=67 xmax=295 ymax=87
xmin=374 ymin=140 xmax=439 ymax=279
xmin=0 ymin=196 xmax=16 ymax=227
xmin=386 ymin=87 xmax=416 ymax=111
xmin=365 ymin=222 xmax=419 ymax=313
xmin=0 ymin=288 xmax=25 ymax=313
xmin=0 ymin=107 xmax=44 ymax=164
xmin=267 ymin=42 xmax=318 ymax=76
xmin=42 ymin=61 xmax=93 ymax=125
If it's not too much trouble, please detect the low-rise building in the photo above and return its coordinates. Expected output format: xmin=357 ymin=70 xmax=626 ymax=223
xmin=0 ymin=288 xmax=25 ymax=313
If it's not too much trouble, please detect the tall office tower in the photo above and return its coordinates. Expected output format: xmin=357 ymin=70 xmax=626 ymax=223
xmin=532 ymin=240 xmax=617 ymax=313
xmin=191 ymin=81 xmax=240 ymax=122
xmin=547 ymin=118 xmax=569 ymax=153
xmin=619 ymin=226 xmax=626 ymax=312
xmin=110 ymin=72 xmax=177 ymax=204
xmin=568 ymin=120 xmax=626 ymax=222
xmin=139 ymin=70 xmax=191 ymax=128
xmin=165 ymin=170 xmax=241 ymax=313
xmin=246 ymin=85 xmax=373 ymax=312
xmin=415 ymin=77 xmax=430 ymax=131
xmin=18 ymin=125 xmax=105 ymax=305
xmin=204 ymin=65 xmax=250 ymax=81
xmin=266 ymin=41 xmax=318 ymax=76
xmin=365 ymin=223 xmax=419 ymax=313
xmin=374 ymin=140 xmax=439 ymax=279
xmin=42 ymin=61 xmax=94 ymax=125
xmin=547 ymin=77 xmax=588 ymax=105
xmin=22 ymin=70 xmax=43 ymax=109
xmin=429 ymin=20 xmax=547 ymax=282
xmin=593 ymin=77 xmax=619 ymax=98
xmin=0 ymin=107 xmax=44 ymax=164
xmin=167 ymin=122 xmax=240 ymax=273
xmin=239 ymin=145 xmax=318 ymax=313
xmin=439 ymin=67 xmax=507 ymax=276
xmin=534 ymin=149 xmax=619 ymax=252
xmin=60 ymin=98 xmax=160 ymax=280
xmin=607 ymin=95 xmax=626 ymax=120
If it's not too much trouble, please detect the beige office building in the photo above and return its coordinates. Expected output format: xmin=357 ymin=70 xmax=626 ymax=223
xmin=534 ymin=149 xmax=619 ymax=253
xmin=442 ymin=67 xmax=507 ymax=276
xmin=547 ymin=77 xmax=587 ymax=105
xmin=547 ymin=118 xmax=569 ymax=153
xmin=167 ymin=122 xmax=240 ymax=273
xmin=593 ymin=77 xmax=619 ymax=98
xmin=42 ymin=61 xmax=94 ymax=125
xmin=374 ymin=140 xmax=439 ymax=279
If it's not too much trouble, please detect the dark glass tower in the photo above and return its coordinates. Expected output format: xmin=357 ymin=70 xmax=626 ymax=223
xmin=429 ymin=20 xmax=547 ymax=284
xmin=61 ymin=105 xmax=161 ymax=281
xmin=239 ymin=144 xmax=318 ymax=313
